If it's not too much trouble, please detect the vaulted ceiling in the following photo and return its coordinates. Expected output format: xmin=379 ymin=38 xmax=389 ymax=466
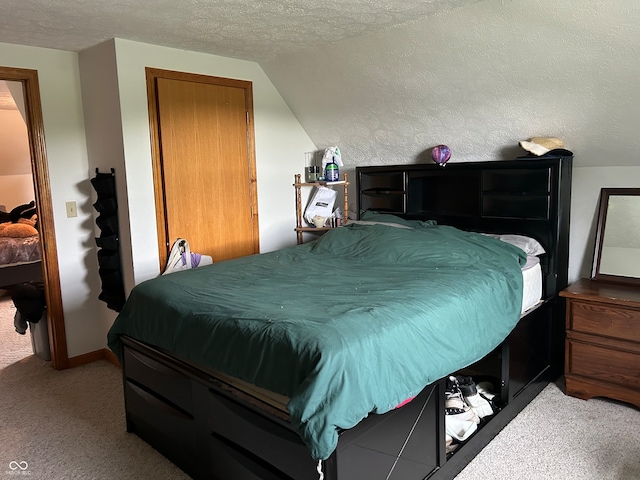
xmin=1 ymin=1 xmax=638 ymax=168
xmin=0 ymin=0 xmax=485 ymax=62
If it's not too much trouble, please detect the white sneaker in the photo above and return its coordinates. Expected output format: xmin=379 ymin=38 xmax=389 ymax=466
xmin=477 ymin=381 xmax=497 ymax=400
xmin=445 ymin=375 xmax=481 ymax=443
xmin=445 ymin=376 xmax=480 ymax=424
xmin=445 ymin=415 xmax=478 ymax=442
xmin=456 ymin=376 xmax=495 ymax=419
xmin=464 ymin=392 xmax=495 ymax=418
xmin=476 ymin=381 xmax=501 ymax=414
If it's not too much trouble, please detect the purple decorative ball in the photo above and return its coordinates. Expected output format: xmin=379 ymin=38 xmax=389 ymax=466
xmin=431 ymin=145 xmax=451 ymax=166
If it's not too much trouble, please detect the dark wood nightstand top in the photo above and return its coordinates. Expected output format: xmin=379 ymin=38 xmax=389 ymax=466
xmin=560 ymin=278 xmax=640 ymax=307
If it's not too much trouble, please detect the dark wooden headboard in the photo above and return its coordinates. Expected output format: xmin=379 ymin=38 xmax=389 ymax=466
xmin=356 ymin=156 xmax=572 ymax=299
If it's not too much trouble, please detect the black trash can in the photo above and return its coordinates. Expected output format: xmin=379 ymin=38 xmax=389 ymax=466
xmin=10 ymin=281 xmax=50 ymax=361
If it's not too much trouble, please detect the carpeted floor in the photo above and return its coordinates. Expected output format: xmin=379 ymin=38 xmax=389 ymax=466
xmin=0 ymin=295 xmax=190 ymax=479
xmin=0 ymin=293 xmax=32 ymax=364
xmin=1 ymin=293 xmax=639 ymax=479
xmin=454 ymin=379 xmax=640 ymax=480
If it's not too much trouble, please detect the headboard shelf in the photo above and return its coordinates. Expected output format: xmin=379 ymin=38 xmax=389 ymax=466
xmin=357 ymin=156 xmax=572 ymax=298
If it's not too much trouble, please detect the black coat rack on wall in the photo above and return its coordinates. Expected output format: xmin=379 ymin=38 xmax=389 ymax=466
xmin=91 ymin=168 xmax=125 ymax=312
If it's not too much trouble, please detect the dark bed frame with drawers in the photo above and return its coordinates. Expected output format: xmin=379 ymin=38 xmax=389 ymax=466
xmin=118 ymin=156 xmax=572 ymax=480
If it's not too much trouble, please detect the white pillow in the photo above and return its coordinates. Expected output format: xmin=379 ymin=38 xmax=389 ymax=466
xmin=482 ymin=233 xmax=546 ymax=256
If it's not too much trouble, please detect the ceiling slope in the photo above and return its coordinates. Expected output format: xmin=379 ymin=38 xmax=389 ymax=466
xmin=0 ymin=0 xmax=485 ymax=62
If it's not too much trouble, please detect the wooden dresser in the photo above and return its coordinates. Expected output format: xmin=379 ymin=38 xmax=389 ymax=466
xmin=560 ymin=278 xmax=640 ymax=408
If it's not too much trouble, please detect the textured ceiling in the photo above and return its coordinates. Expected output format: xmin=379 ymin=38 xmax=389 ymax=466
xmin=0 ymin=0 xmax=485 ymax=62
xmin=261 ymin=0 xmax=640 ymax=168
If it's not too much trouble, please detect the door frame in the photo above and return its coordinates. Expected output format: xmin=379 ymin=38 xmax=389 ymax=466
xmin=1 ymin=66 xmax=68 ymax=369
xmin=145 ymin=67 xmax=260 ymax=268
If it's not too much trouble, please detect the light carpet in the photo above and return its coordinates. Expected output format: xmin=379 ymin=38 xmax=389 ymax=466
xmin=1 ymin=295 xmax=639 ymax=479
xmin=454 ymin=378 xmax=640 ymax=480
xmin=0 ymin=295 xmax=189 ymax=479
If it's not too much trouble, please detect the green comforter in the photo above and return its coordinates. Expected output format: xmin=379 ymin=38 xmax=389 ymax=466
xmin=108 ymin=222 xmax=526 ymax=460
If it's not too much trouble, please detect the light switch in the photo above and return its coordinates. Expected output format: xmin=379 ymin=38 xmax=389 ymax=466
xmin=65 ymin=201 xmax=78 ymax=218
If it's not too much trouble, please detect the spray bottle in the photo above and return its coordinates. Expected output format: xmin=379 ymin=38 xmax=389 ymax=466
xmin=325 ymin=156 xmax=339 ymax=182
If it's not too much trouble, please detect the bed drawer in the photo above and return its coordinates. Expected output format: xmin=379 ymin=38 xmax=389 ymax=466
xmin=124 ymin=381 xmax=204 ymax=479
xmin=123 ymin=347 xmax=193 ymax=413
xmin=334 ymin=381 xmax=440 ymax=480
xmin=207 ymin=433 xmax=302 ymax=480
xmin=205 ymin=388 xmax=318 ymax=480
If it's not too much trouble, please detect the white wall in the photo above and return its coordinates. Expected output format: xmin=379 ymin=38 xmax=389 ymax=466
xmin=1 ymin=38 xmax=318 ymax=357
xmin=569 ymin=167 xmax=640 ymax=283
xmin=76 ymin=39 xmax=317 ymax=339
xmin=262 ymin=0 xmax=640 ymax=168
xmin=0 ymin=175 xmax=34 ymax=212
xmin=77 ymin=40 xmax=125 ymax=347
xmin=0 ymin=108 xmax=34 ymax=210
xmin=108 ymin=39 xmax=315 ymax=287
xmin=0 ymin=39 xmax=317 ymax=358
xmin=0 ymin=109 xmax=30 ymax=172
xmin=263 ymin=0 xmax=640 ymax=280
xmin=0 ymin=42 xmax=103 ymax=357
xmin=3 ymin=0 xmax=640 ymax=357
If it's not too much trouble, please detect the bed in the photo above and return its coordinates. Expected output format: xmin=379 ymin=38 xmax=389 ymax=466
xmin=108 ymin=156 xmax=572 ymax=480
xmin=0 ymin=233 xmax=42 ymax=288
xmin=0 ymin=201 xmax=42 ymax=288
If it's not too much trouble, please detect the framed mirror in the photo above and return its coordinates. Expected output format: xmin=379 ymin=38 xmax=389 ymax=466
xmin=592 ymin=188 xmax=640 ymax=285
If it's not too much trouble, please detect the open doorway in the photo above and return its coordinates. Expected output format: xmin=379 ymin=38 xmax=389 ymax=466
xmin=0 ymin=66 xmax=67 ymax=369
xmin=0 ymin=79 xmax=42 ymax=363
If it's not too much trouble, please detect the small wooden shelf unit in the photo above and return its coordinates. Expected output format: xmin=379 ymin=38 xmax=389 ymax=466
xmin=294 ymin=173 xmax=349 ymax=244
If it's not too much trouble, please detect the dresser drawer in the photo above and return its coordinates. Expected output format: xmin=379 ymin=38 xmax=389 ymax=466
xmin=123 ymin=347 xmax=193 ymax=413
xmin=566 ymin=339 xmax=640 ymax=390
xmin=568 ymin=300 xmax=640 ymax=343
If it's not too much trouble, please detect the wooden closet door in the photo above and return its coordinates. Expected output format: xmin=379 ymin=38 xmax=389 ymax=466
xmin=147 ymin=69 xmax=259 ymax=267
